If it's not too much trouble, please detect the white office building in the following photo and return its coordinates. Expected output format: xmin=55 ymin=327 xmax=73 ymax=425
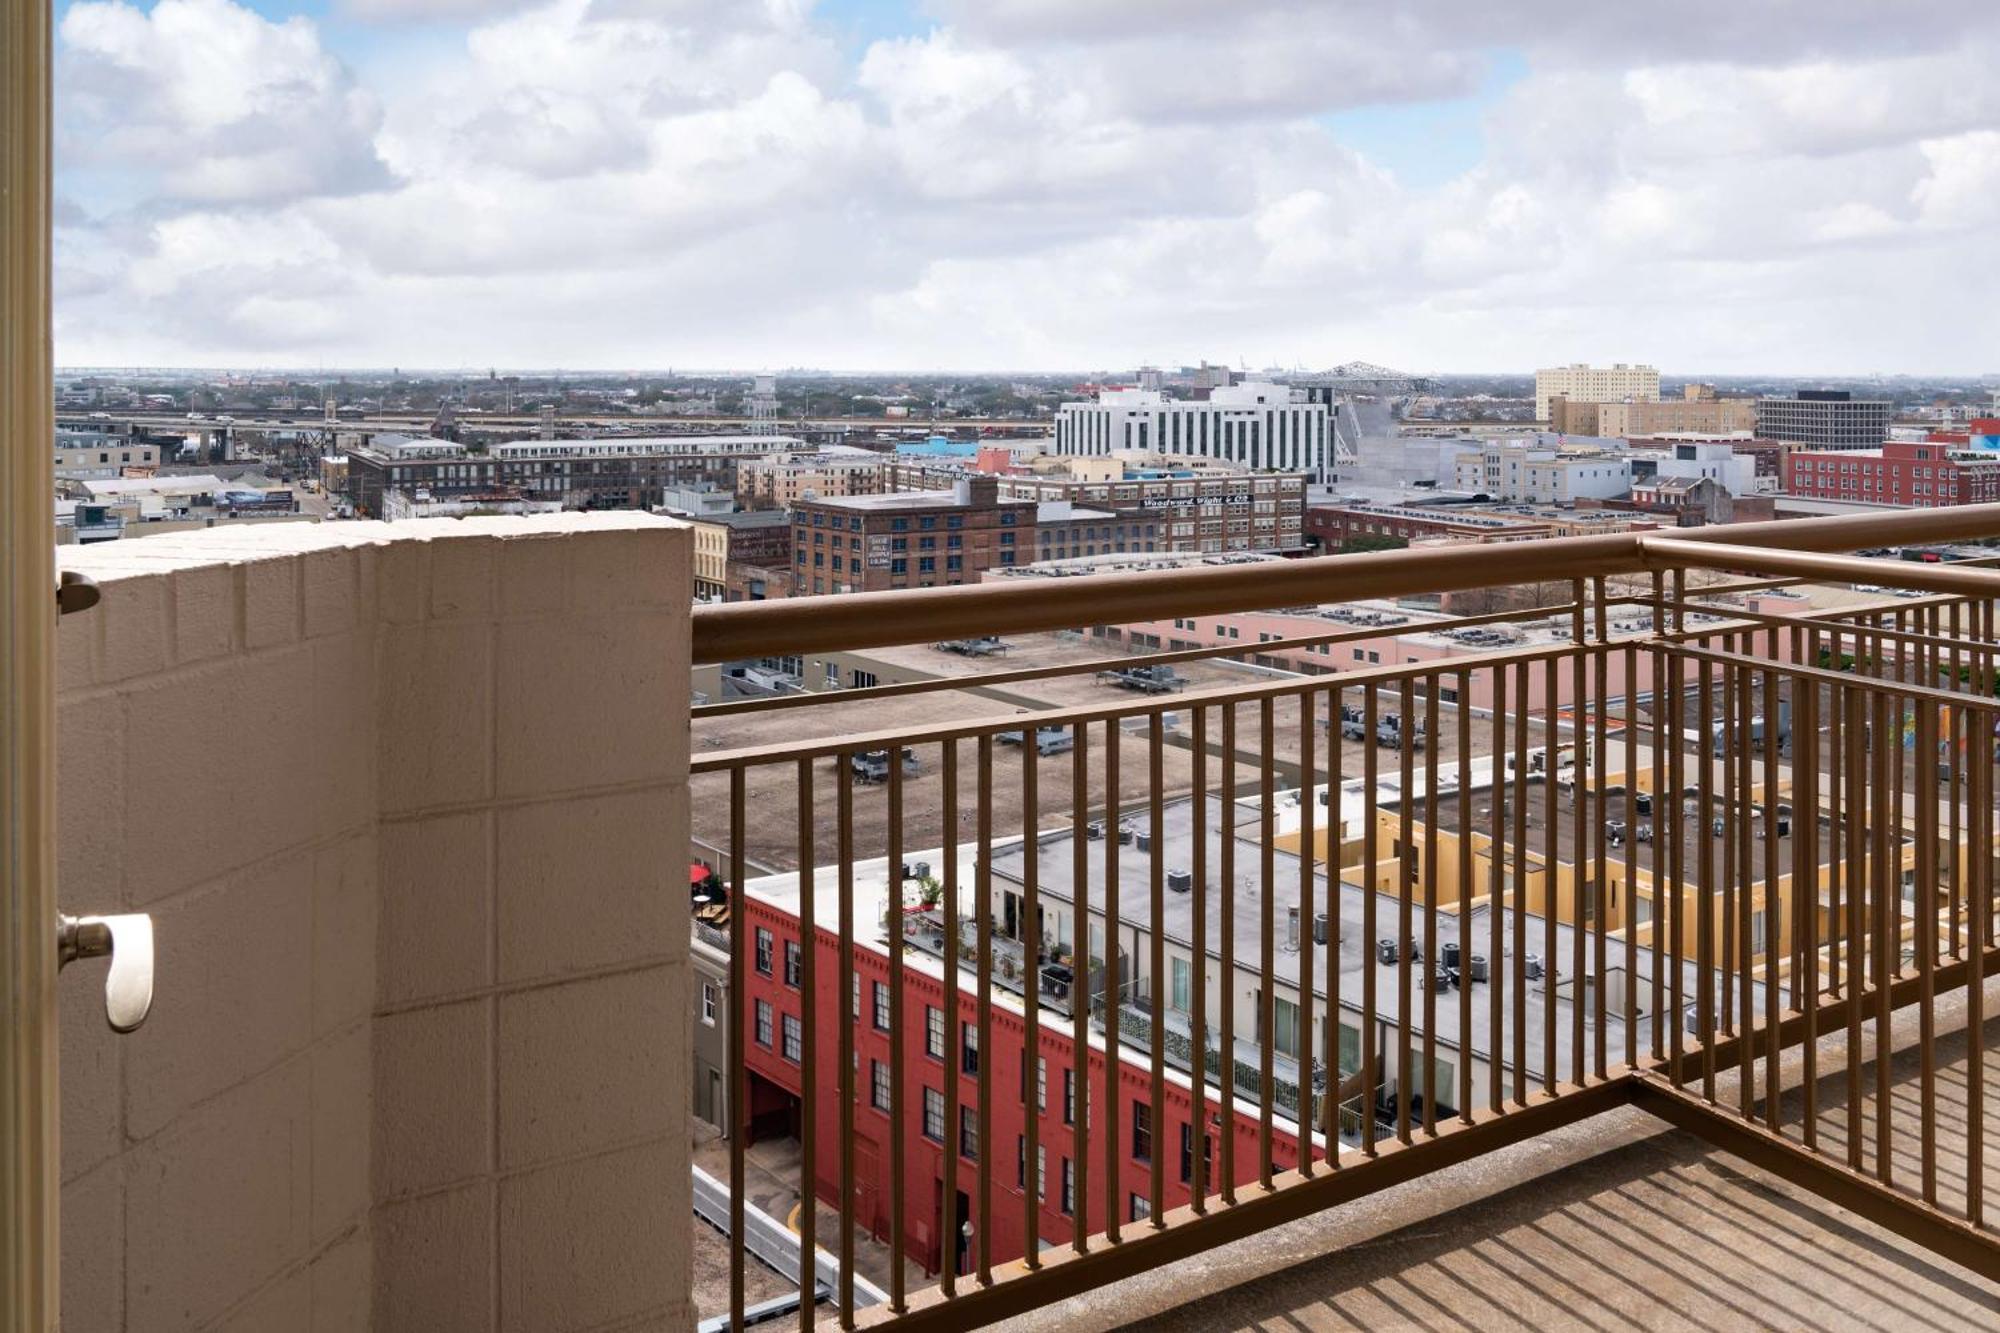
xmin=1642 ymin=440 xmax=1759 ymax=496
xmin=1053 ymin=382 xmax=1338 ymax=483
xmin=1452 ymin=441 xmax=1632 ymax=504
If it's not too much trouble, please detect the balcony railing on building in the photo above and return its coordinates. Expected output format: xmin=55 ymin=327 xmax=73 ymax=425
xmin=689 ymin=505 xmax=2000 ymax=1331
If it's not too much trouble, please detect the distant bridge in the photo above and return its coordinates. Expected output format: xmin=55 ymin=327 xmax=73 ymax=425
xmin=1283 ymin=362 xmax=1431 ymax=396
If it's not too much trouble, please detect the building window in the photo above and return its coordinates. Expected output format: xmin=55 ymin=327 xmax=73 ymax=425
xmin=783 ymin=941 xmax=802 ymax=988
xmin=1036 ymin=1057 xmax=1047 ymax=1112
xmin=1060 ymin=1157 xmax=1075 ymax=1215
xmin=701 ymin=983 xmax=717 ymax=1026
xmin=926 ymin=1005 xmax=945 ymax=1059
xmin=781 ymin=1014 xmax=802 ymax=1064
xmin=1132 ymin=1102 xmax=1152 ymax=1162
xmin=852 ymin=973 xmax=861 ymax=1020
xmin=1063 ymin=1068 xmax=1077 ymax=1125
xmin=1178 ymin=1122 xmax=1214 ymax=1184
xmin=923 ymin=1088 xmax=946 ymax=1142
xmin=754 ymin=999 xmax=773 ymax=1048
xmin=755 ymin=929 xmax=773 ymax=976
xmin=1130 ymin=1194 xmax=1151 ymax=1223
xmin=873 ymin=981 xmax=891 ymax=1031
xmin=959 ymin=1107 xmax=979 ymax=1161
xmin=961 ymin=1022 xmax=979 ymax=1074
xmin=871 ymin=1060 xmax=891 ymax=1112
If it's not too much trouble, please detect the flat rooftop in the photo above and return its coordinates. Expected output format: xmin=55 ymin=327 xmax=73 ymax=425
xmin=801 ymin=488 xmax=1030 ymax=512
xmin=984 ymin=794 xmax=1741 ymax=1084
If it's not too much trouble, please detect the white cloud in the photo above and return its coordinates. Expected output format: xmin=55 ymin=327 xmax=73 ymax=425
xmin=49 ymin=0 xmax=2000 ymax=372
xmin=59 ymin=0 xmax=390 ymax=204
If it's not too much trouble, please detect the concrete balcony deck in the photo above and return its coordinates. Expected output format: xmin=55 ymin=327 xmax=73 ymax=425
xmin=995 ymin=984 xmax=2000 ymax=1332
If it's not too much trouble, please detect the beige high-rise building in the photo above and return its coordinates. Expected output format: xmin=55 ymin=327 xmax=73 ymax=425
xmin=1534 ymin=362 xmax=1660 ymax=422
xmin=1551 ymin=396 xmax=1756 ymax=437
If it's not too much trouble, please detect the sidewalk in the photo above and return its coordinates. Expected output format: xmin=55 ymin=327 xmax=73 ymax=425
xmin=691 ymin=1125 xmax=931 ymax=1302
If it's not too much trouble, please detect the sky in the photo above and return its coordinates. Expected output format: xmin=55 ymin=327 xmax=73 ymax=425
xmin=49 ymin=0 xmax=2000 ymax=375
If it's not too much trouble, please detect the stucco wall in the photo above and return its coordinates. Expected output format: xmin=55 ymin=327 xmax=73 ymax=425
xmin=54 ymin=515 xmax=693 ymax=1331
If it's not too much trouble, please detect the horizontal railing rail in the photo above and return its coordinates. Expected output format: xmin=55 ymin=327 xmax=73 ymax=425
xmin=690 ymin=502 xmax=2000 ymax=663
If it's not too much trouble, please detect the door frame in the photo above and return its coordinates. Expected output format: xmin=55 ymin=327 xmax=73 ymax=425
xmin=2 ymin=0 xmax=59 ymax=1325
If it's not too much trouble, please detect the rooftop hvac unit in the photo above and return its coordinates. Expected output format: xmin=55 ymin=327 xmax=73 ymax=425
xmin=1117 ymin=824 xmax=1135 ymax=845
xmin=1135 ymin=831 xmax=1152 ymax=852
xmin=1377 ymin=938 xmax=1398 ymax=966
xmin=1087 ymin=821 xmax=1105 ymax=840
xmin=1286 ymin=907 xmax=1300 ymax=951
xmin=1467 ymin=954 xmax=1489 ymax=983
xmin=1442 ymin=941 xmax=1461 ymax=969
xmin=1313 ymin=913 xmax=1329 ymax=945
xmin=1167 ymin=869 xmax=1194 ymax=894
xmin=1524 ymin=954 xmax=1544 ymax=982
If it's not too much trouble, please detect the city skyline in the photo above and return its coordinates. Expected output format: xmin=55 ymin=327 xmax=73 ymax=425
xmin=51 ymin=0 xmax=2000 ymax=373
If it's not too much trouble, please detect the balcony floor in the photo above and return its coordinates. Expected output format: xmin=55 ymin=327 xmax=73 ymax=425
xmin=1003 ymin=1005 xmax=2000 ymax=1332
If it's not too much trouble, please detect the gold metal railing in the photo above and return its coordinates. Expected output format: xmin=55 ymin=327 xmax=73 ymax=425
xmin=691 ymin=509 xmax=2000 ymax=1331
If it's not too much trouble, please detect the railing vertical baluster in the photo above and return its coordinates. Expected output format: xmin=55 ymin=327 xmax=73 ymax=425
xmin=1720 ymin=653 xmax=1738 ymax=1056
xmin=1259 ymin=696 xmax=1276 ymax=1185
xmin=941 ymin=741 xmax=959 ymax=1297
xmin=1542 ymin=656 xmax=1558 ymax=1100
xmin=728 ymin=764 xmax=748 ymax=1333
xmin=1871 ymin=690 xmax=1893 ymax=1186
xmin=1021 ymin=728 xmax=1040 ymax=1269
xmin=1190 ymin=705 xmax=1209 ymax=1210
xmin=1592 ymin=639 xmax=1609 ymax=1083
xmin=1298 ymin=692 xmax=1317 ymax=1173
xmin=1736 ymin=660 xmax=1754 ymax=1117
xmin=1069 ymin=725 xmax=1088 ymax=1255
xmin=1916 ymin=699 xmax=1938 ymax=1207
xmin=1967 ymin=711 xmax=1990 ymax=1228
xmin=797 ymin=760 xmax=817 ymax=1329
xmin=1422 ymin=673 xmax=1440 ymax=1138
xmin=1511 ymin=660 xmax=1529 ymax=1106
xmin=1649 ymin=634 xmax=1666 ymax=1066
xmin=1325 ymin=690 xmax=1343 ymax=1164
xmin=1794 ymin=647 xmax=1818 ymax=1153
xmin=1361 ymin=687 xmax=1381 ymax=1147
xmin=1222 ymin=704 xmax=1239 ymax=1199
xmin=1101 ymin=718 xmax=1120 ymax=1244
xmin=1947 ymin=605 xmax=1963 ymax=960
xmin=974 ymin=736 xmax=994 ymax=1286
xmin=1148 ymin=712 xmax=1167 ymax=1217
xmin=1571 ymin=583 xmax=1589 ymax=1090
xmin=1761 ymin=640 xmax=1780 ymax=1128
xmin=1623 ymin=642 xmax=1637 ymax=1073
xmin=887 ymin=752 xmax=907 ymax=1310
xmin=1457 ymin=669 xmax=1473 ymax=1122
xmin=1490 ymin=665 xmax=1507 ymax=1114
xmin=1826 ymin=628 xmax=1844 ymax=1010
xmin=1666 ymin=635 xmax=1685 ymax=1088
xmin=1845 ymin=683 xmax=1867 ymax=1173
xmin=1697 ymin=646 xmax=1715 ymax=1102
xmin=1398 ymin=677 xmax=1415 ymax=1138
xmin=837 ymin=753 xmax=857 ymax=1325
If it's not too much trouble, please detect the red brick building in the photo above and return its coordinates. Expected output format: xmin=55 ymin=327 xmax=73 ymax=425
xmin=792 ymin=476 xmax=1035 ymax=595
xmin=1782 ymin=438 xmax=2000 ymax=508
xmin=734 ymin=887 xmax=1304 ymax=1278
xmin=1304 ymin=503 xmax=1550 ymax=552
